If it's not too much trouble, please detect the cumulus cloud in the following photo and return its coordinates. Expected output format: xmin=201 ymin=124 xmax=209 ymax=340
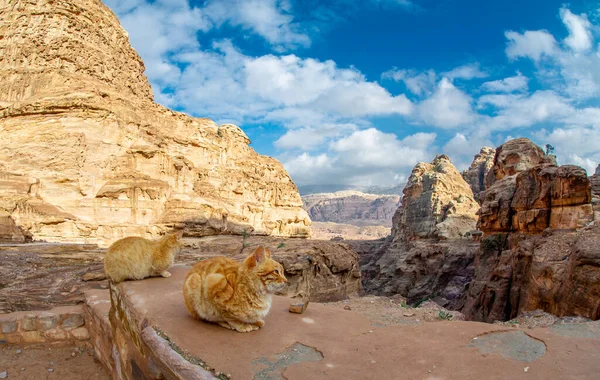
xmin=560 ymin=8 xmax=593 ymax=52
xmin=283 ymin=129 xmax=437 ymax=186
xmin=505 ymin=30 xmax=557 ymax=62
xmin=381 ymin=68 xmax=437 ymax=96
xmin=481 ymin=72 xmax=528 ymax=93
xmin=442 ymin=63 xmax=488 ymax=80
xmin=416 ymin=78 xmax=476 ymax=128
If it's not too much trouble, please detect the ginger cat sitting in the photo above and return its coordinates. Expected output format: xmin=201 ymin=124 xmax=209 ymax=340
xmin=183 ymin=246 xmax=287 ymax=333
xmin=104 ymin=231 xmax=183 ymax=283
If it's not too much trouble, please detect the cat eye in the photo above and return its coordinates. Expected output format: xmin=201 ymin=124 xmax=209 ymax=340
xmin=274 ymin=269 xmax=280 ymax=275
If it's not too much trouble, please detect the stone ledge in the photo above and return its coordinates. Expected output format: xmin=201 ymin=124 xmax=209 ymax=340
xmin=0 ymin=305 xmax=89 ymax=344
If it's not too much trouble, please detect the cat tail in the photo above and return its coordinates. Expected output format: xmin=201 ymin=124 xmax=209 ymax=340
xmin=183 ymin=273 xmax=203 ymax=319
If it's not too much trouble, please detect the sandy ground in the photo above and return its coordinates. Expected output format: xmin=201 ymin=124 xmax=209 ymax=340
xmin=0 ymin=344 xmax=108 ymax=380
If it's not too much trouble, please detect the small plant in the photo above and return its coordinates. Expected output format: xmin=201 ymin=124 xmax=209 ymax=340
xmin=277 ymin=242 xmax=285 ymax=249
xmin=438 ymin=311 xmax=453 ymax=320
xmin=400 ymin=301 xmax=407 ymax=308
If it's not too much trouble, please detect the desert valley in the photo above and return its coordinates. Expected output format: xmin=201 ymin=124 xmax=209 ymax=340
xmin=1 ymin=0 xmax=600 ymax=379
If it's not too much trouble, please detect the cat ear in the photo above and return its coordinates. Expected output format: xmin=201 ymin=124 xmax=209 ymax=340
xmin=253 ymin=246 xmax=267 ymax=263
xmin=175 ymin=230 xmax=184 ymax=239
xmin=264 ymin=248 xmax=271 ymax=259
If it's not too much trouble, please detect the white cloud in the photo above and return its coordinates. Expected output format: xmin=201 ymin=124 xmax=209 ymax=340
xmin=283 ymin=130 xmax=436 ymax=186
xmin=202 ymin=0 xmax=310 ymax=49
xmin=560 ymin=8 xmax=593 ymax=52
xmin=442 ymin=63 xmax=488 ymax=80
xmin=274 ymin=123 xmax=358 ymax=150
xmin=382 ymin=68 xmax=437 ymax=96
xmin=442 ymin=132 xmax=495 ymax=170
xmin=416 ymin=78 xmax=476 ymax=128
xmin=505 ymin=30 xmax=557 ymax=62
xmin=481 ymin=72 xmax=528 ymax=93
xmin=533 ymin=125 xmax=600 ymax=174
xmin=486 ymin=91 xmax=574 ymax=131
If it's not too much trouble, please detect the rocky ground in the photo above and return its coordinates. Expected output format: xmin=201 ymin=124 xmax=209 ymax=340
xmin=0 ymin=345 xmax=108 ymax=380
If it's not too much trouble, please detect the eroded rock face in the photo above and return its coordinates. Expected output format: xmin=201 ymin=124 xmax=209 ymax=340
xmin=356 ymin=239 xmax=479 ymax=309
xmin=464 ymin=139 xmax=597 ymax=322
xmin=0 ymin=0 xmax=310 ymax=246
xmin=478 ymin=165 xmax=593 ymax=233
xmin=357 ymin=155 xmax=480 ymax=309
xmin=484 ymin=138 xmax=556 ymax=188
xmin=463 ymin=226 xmax=600 ymax=322
xmin=590 ymin=164 xmax=600 ymax=197
xmin=302 ymin=191 xmax=400 ymax=227
xmin=397 ymin=155 xmax=479 ymax=240
xmin=462 ymin=147 xmax=495 ymax=202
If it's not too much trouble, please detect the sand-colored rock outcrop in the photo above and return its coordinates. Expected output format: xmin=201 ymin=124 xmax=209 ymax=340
xmin=357 ymin=155 xmax=480 ymax=309
xmin=396 ymin=155 xmax=479 ymax=240
xmin=462 ymin=147 xmax=495 ymax=202
xmin=0 ymin=0 xmax=310 ymax=246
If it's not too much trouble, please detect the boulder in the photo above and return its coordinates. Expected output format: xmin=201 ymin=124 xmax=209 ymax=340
xmin=0 ymin=0 xmax=310 ymax=246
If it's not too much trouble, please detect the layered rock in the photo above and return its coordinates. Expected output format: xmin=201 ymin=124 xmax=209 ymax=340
xmin=463 ymin=138 xmax=597 ymax=322
xmin=0 ymin=0 xmax=310 ymax=246
xmin=462 ymin=147 xmax=495 ymax=202
xmin=302 ymin=191 xmax=400 ymax=227
xmin=396 ymin=155 xmax=479 ymax=240
xmin=484 ymin=138 xmax=556 ymax=188
xmin=478 ymin=165 xmax=593 ymax=233
xmin=358 ymin=155 xmax=480 ymax=309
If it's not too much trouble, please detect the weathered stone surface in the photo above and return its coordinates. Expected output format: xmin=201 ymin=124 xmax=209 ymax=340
xmin=465 ymin=139 xmax=597 ymax=322
xmin=462 ymin=147 xmax=495 ymax=202
xmin=479 ymin=163 xmax=593 ymax=234
xmin=0 ymin=0 xmax=310 ymax=247
xmin=309 ymin=221 xmax=390 ymax=241
xmin=302 ymin=191 xmax=400 ymax=227
xmin=463 ymin=226 xmax=600 ymax=322
xmin=0 ymin=243 xmax=108 ymax=313
xmin=396 ymin=155 xmax=479 ymax=240
xmin=61 ymin=312 xmax=85 ymax=329
xmin=357 ymin=239 xmax=479 ymax=309
xmin=484 ymin=138 xmax=556 ymax=188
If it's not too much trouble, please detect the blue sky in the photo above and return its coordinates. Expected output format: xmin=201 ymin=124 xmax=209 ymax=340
xmin=103 ymin=0 xmax=600 ymax=188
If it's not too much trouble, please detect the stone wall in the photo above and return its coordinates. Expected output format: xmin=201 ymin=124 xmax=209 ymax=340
xmin=0 ymin=305 xmax=89 ymax=344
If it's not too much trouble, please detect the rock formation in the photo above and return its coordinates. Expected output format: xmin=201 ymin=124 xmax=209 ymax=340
xmin=302 ymin=191 xmax=400 ymax=227
xmin=356 ymin=155 xmax=480 ymax=309
xmin=590 ymin=164 xmax=600 ymax=197
xmin=395 ymin=155 xmax=480 ymax=240
xmin=463 ymin=138 xmax=597 ymax=322
xmin=0 ymin=0 xmax=310 ymax=246
xmin=462 ymin=147 xmax=495 ymax=202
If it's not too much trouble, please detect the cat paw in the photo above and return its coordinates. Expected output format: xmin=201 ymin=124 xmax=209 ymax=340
xmin=231 ymin=323 xmax=259 ymax=333
xmin=255 ymin=320 xmax=265 ymax=328
xmin=218 ymin=322 xmax=235 ymax=330
xmin=160 ymin=271 xmax=172 ymax=278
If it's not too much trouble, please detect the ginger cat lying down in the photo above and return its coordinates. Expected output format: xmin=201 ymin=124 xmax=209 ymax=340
xmin=104 ymin=231 xmax=183 ymax=283
xmin=183 ymin=246 xmax=287 ymax=332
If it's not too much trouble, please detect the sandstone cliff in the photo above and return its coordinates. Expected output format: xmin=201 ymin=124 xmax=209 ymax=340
xmin=302 ymin=191 xmax=400 ymax=227
xmin=462 ymin=147 xmax=495 ymax=202
xmin=357 ymin=155 xmax=480 ymax=309
xmin=590 ymin=164 xmax=600 ymax=197
xmin=463 ymin=138 xmax=597 ymax=322
xmin=395 ymin=155 xmax=479 ymax=240
xmin=0 ymin=0 xmax=310 ymax=246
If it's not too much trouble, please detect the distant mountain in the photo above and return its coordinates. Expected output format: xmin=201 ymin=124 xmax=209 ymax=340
xmin=302 ymin=190 xmax=401 ymax=227
xmin=298 ymin=184 xmax=404 ymax=196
